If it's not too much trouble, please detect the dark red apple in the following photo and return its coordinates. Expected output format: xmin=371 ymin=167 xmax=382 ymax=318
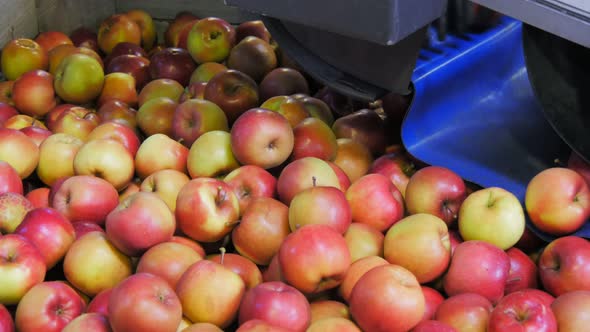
xmin=106 ymin=54 xmax=151 ymax=90
xmin=259 ymin=68 xmax=309 ymax=102
xmin=149 ymin=47 xmax=196 ymax=87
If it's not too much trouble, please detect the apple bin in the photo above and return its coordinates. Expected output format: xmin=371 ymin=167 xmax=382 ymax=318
xmin=1 ymin=0 xmax=590 ymax=331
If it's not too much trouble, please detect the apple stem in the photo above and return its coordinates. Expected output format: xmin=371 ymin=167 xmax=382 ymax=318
xmin=219 ymin=247 xmax=226 ymax=265
xmin=312 ymin=176 xmax=317 ymax=187
xmin=553 ymin=158 xmax=565 ymax=167
xmin=486 ymin=190 xmax=495 ymax=208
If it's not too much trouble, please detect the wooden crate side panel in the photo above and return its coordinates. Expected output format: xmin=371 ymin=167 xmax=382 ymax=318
xmin=0 ymin=0 xmax=39 ymax=47
xmin=36 ymin=0 xmax=116 ymax=34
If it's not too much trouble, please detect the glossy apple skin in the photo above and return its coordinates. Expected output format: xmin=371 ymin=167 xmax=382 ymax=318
xmin=97 ymin=14 xmax=142 ymax=55
xmin=106 ymin=54 xmax=151 ymax=90
xmin=208 ymin=253 xmax=264 ymax=290
xmin=327 ymin=161 xmax=351 ymax=191
xmin=231 ymin=197 xmax=289 ymax=266
xmin=343 ymin=222 xmax=384 ymax=263
xmin=349 ymin=264 xmax=425 ymax=332
xmin=63 ymin=232 xmax=132 ymax=297
xmin=288 ymin=186 xmax=351 ymax=234
xmin=149 ymin=47 xmax=196 ymax=86
xmin=1 ymin=38 xmax=48 ymax=81
xmin=175 ymin=178 xmax=240 ymax=243
xmin=87 ymin=121 xmax=141 ymax=157
xmin=238 ymin=281 xmax=311 ymax=332
xmin=25 ymin=188 xmax=50 ymax=209
xmin=85 ymin=288 xmax=112 ymax=317
xmin=405 ymin=166 xmax=467 ymax=226
xmin=0 ymin=160 xmax=23 ymax=195
xmin=224 ymin=165 xmax=277 ymax=214
xmin=538 ymin=236 xmax=590 ymax=296
xmin=97 ymin=100 xmax=138 ymax=130
xmin=14 ymin=207 xmax=76 ymax=269
xmin=443 ymin=240 xmax=511 ymax=304
xmin=54 ymin=54 xmax=105 ymax=104
xmin=551 ymin=290 xmax=590 ymax=332
xmin=172 ymin=98 xmax=229 ymax=148
xmin=525 ymin=167 xmax=590 ymax=235
xmin=109 ymin=273 xmax=182 ymax=332
xmin=332 ymin=138 xmax=374 ymax=183
xmin=435 ymin=293 xmax=494 ymax=332
xmin=277 ymin=157 xmax=342 ymax=205
xmin=259 ymin=68 xmax=309 ymax=102
xmin=332 ymin=108 xmax=388 ymax=157
xmin=176 ymin=260 xmax=245 ymax=329
xmin=35 ymin=31 xmax=73 ymax=53
xmin=134 ymin=133 xmax=189 ymax=179
xmin=278 ymin=224 xmax=351 ymax=294
xmin=421 ymin=286 xmax=445 ymax=323
xmin=52 ymin=107 xmax=100 ymax=142
xmin=204 ymin=70 xmax=260 ymax=124
xmin=346 ymin=173 xmax=404 ymax=232
xmin=62 ymin=313 xmax=111 ymax=332
xmin=292 ymin=117 xmax=338 ymax=161
xmin=4 ymin=114 xmax=46 ymax=130
xmin=236 ymin=20 xmax=271 ymax=43
xmin=104 ymin=42 xmax=148 ymax=68
xmin=505 ymin=247 xmax=538 ymax=294
xmin=72 ymin=222 xmax=104 ymax=239
xmin=260 ymin=95 xmax=310 ymax=128
xmin=186 ymin=17 xmax=236 ymax=63
xmin=14 ymin=281 xmax=85 ymax=332
xmin=369 ymin=151 xmax=416 ymax=198
xmin=0 ymin=128 xmax=40 ymax=179
xmin=20 ymin=126 xmax=52 ymax=147
xmin=12 ymin=69 xmax=57 ymax=118
xmin=338 ymin=255 xmax=389 ymax=302
xmin=384 ymin=213 xmax=451 ymax=283
xmin=136 ymin=241 xmax=202 ymax=289
xmin=97 ymin=72 xmax=138 ymax=107
xmin=306 ymin=318 xmax=362 ymax=332
xmin=488 ymin=290 xmax=557 ymax=332
xmin=228 ymin=36 xmax=277 ymax=82
xmin=105 ymin=192 xmax=176 ymax=257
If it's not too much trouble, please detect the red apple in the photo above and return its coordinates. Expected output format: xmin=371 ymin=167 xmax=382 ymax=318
xmin=186 ymin=17 xmax=236 ymax=64
xmin=288 ymin=184 xmax=351 ymax=234
xmin=0 ymin=304 xmax=14 ymax=332
xmin=259 ymin=68 xmax=309 ymax=102
xmin=125 ymin=9 xmax=157 ymax=51
xmin=165 ymin=12 xmax=199 ymax=47
xmin=551 ymin=290 xmax=590 ymax=332
xmin=149 ymin=47 xmax=196 ymax=86
xmin=109 ymin=273 xmax=182 ymax=332
xmin=327 ymin=161 xmax=351 ymax=191
xmin=134 ymin=133 xmax=189 ymax=179
xmin=236 ymin=319 xmax=292 ymax=331
xmin=1 ymin=38 xmax=48 ymax=81
xmin=172 ymin=98 xmax=229 ymax=148
xmin=12 ymin=69 xmax=57 ymax=118
xmin=421 ymin=286 xmax=445 ymax=323
xmin=97 ymin=100 xmax=138 ymax=130
xmin=538 ymin=236 xmax=590 ymax=296
xmin=277 ymin=157 xmax=342 ymax=205
xmin=278 ymin=224 xmax=351 ymax=294
xmin=412 ymin=320 xmax=458 ymax=332
xmin=35 ymin=31 xmax=73 ymax=54
xmin=231 ymin=197 xmax=290 ymax=266
xmin=0 ymin=192 xmax=34 ymax=233
xmin=170 ymin=236 xmax=206 ymax=257
xmin=346 ymin=173 xmax=404 ymax=232
xmin=230 ymin=108 xmax=293 ymax=169
xmin=443 ymin=240 xmax=511 ymax=304
xmin=0 ymin=102 xmax=19 ymax=126
xmin=525 ymin=167 xmax=590 ymax=235
xmin=0 ymin=234 xmax=46 ymax=305
xmin=51 ymin=106 xmax=100 ymax=141
xmin=0 ymin=161 xmax=23 ymax=195
xmin=208 ymin=252 xmax=263 ymax=290
xmin=138 ymin=78 xmax=184 ymax=107
xmin=236 ymin=20 xmax=271 ymax=43
xmin=97 ymin=14 xmax=141 ymax=54
xmin=87 ymin=122 xmax=141 ymax=157
xmin=227 ymin=36 xmax=277 ymax=82
xmin=0 ymin=128 xmax=40 ymax=179
xmin=85 ymin=288 xmax=112 ymax=317
xmin=505 ymin=247 xmax=538 ymax=294
xmin=435 ymin=293 xmax=494 ymax=332
xmin=69 ymin=26 xmax=99 ymax=53
xmin=179 ymin=81 xmax=207 ymax=102
xmin=62 ymin=313 xmax=111 ymax=332
xmin=259 ymin=95 xmax=310 ymax=128
xmin=291 ymin=117 xmax=338 ymax=161
xmin=106 ymin=54 xmax=151 ymax=90
xmin=204 ymin=70 xmax=259 ymax=123
xmin=224 ymin=165 xmax=277 ymax=213
xmin=349 ymin=264 xmax=425 ymax=332
xmin=96 ymin=72 xmax=138 ymax=107
xmin=72 ymin=221 xmax=104 ymax=239
xmin=332 ymin=138 xmax=373 ymax=183
xmin=50 ymin=175 xmax=119 ymax=225
xmin=25 ymin=187 xmax=50 ymax=208
xmin=238 ymin=281 xmax=311 ymax=332
xmin=20 ymin=126 xmax=52 ymax=147
xmin=369 ymin=151 xmax=416 ymax=198
xmin=488 ymin=290 xmax=557 ymax=332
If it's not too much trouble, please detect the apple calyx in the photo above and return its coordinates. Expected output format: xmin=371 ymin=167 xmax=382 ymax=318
xmin=312 ymin=176 xmax=317 ymax=187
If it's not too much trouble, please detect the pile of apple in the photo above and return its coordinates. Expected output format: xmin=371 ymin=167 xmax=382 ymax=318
xmin=1 ymin=7 xmax=590 ymax=332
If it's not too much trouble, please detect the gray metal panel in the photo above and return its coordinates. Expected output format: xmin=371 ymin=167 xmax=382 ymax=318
xmin=470 ymin=0 xmax=590 ymax=47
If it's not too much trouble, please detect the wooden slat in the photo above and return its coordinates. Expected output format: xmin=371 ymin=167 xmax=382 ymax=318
xmin=36 ymin=0 xmax=116 ymax=34
xmin=0 ymin=0 xmax=39 ymax=47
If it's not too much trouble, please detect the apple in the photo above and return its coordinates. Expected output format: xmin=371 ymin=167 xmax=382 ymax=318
xmin=343 ymin=222 xmax=384 ymax=263
xmin=262 ymin=254 xmax=284 ymax=282
xmin=149 ymin=47 xmax=196 ymax=87
xmin=186 ymin=17 xmax=236 ymax=63
xmin=72 ymin=222 xmax=104 ymax=239
xmin=47 ymin=44 xmax=79 ymax=76
xmin=291 ymin=117 xmax=338 ymax=161
xmin=551 ymin=290 xmax=590 ymax=332
xmin=69 ymin=26 xmax=99 ymax=53
xmin=332 ymin=138 xmax=373 ymax=183
xmin=230 ymin=108 xmax=293 ymax=169
xmin=106 ymin=192 xmax=176 ymax=257
xmin=139 ymin=78 xmax=184 ymax=107
xmin=0 ymin=161 xmax=23 ymax=195
xmin=0 ymin=304 xmax=14 ymax=332
xmin=306 ymin=318 xmax=361 ymax=332
xmin=20 ymin=126 xmax=52 ymax=146
xmin=228 ymin=36 xmax=277 ymax=82
xmin=87 ymin=121 xmax=141 ymax=157
xmin=568 ymin=150 xmax=590 ymax=186
xmin=515 ymin=227 xmax=546 ymax=254
xmin=97 ymin=13 xmax=141 ymax=54
xmin=165 ymin=11 xmax=199 ymax=47
xmin=204 ymin=70 xmax=260 ymax=123
xmin=62 ymin=313 xmax=111 ymax=332
xmin=208 ymin=252 xmax=264 ymax=290
xmin=278 ymin=224 xmax=351 ymax=294
xmin=134 ymin=133 xmax=189 ymax=179
xmin=0 ymin=192 xmax=34 ymax=233
xmin=0 ymin=102 xmax=19 ymax=126
xmin=224 ymin=165 xmax=277 ymax=213
xmin=35 ymin=31 xmax=73 ymax=53
xmin=140 ymin=169 xmax=190 ymax=213
xmin=63 ymin=231 xmax=132 ymax=297
xmin=525 ymin=167 xmax=590 ymax=235
xmin=435 ymin=293 xmax=494 ymax=332
xmin=54 ymin=54 xmax=104 ymax=104
xmin=327 ymin=161 xmax=351 ymax=191
xmin=137 ymin=96 xmax=178 ymax=137
xmin=96 ymin=72 xmax=138 ymax=107
xmin=420 ymin=286 xmax=445 ymax=323
xmin=259 ymin=68 xmax=309 ymax=102
xmin=177 ymin=19 xmax=200 ymax=50
xmin=11 ymin=69 xmax=57 ymax=118
xmin=106 ymin=54 xmax=151 ymax=90
xmin=488 ymin=290 xmax=557 ymax=332
xmin=179 ymin=82 xmax=208 ymax=102
xmin=309 ymin=300 xmax=350 ymax=323
xmin=15 ymin=281 xmax=84 ymax=332
xmin=36 ymin=133 xmax=84 ymax=187
xmin=136 ymin=241 xmax=203 ymax=289
xmin=0 ymin=234 xmax=46 ymax=305
xmin=176 ymin=260 xmax=245 ymax=328
xmin=45 ymin=103 xmax=75 ymax=130
xmin=349 ymin=264 xmax=425 ymax=332
xmin=313 ymin=87 xmax=358 ymax=118
xmin=443 ymin=240 xmax=511 ymax=304
xmin=346 ymin=173 xmax=404 ymax=232
xmin=50 ymin=175 xmax=119 ymax=225
xmin=231 ymin=197 xmax=289 ymax=266
xmin=338 ymin=255 xmax=389 ymax=302
xmin=170 ymin=236 xmax=206 ymax=257
xmin=187 ymin=130 xmax=239 ymax=178
xmin=25 ymin=188 xmax=50 ymax=209
xmin=109 ymin=273 xmax=182 ymax=332
xmin=296 ymin=96 xmax=334 ymax=126
xmin=277 ymin=157 xmax=342 ymax=205
xmin=51 ymin=106 xmax=100 ymax=141
xmin=236 ymin=20 xmax=271 ymax=43
xmin=288 ymin=184 xmax=351 ymax=234
xmin=182 ymin=323 xmax=225 ymax=332
xmin=176 ymin=177 xmax=240 ymax=243
xmin=384 ymin=213 xmax=451 ymax=283
xmin=236 ymin=319 xmax=292 ymax=331
xmin=238 ymin=281 xmax=311 ymax=332
xmin=85 ymin=288 xmax=112 ymax=317
xmin=412 ymin=321 xmax=458 ymax=332
xmin=0 ymin=128 xmax=40 ymax=179
xmin=14 ymin=207 xmax=75 ymax=269
xmin=4 ymin=114 xmax=47 ymax=130
xmin=505 ymin=247 xmax=538 ymax=294
xmin=172 ymin=98 xmax=229 ymax=148
xmin=1 ymin=38 xmax=48 ymax=81
xmin=190 ymin=62 xmax=227 ymax=84
xmin=97 ymin=100 xmax=138 ymax=130
xmin=0 ymin=82 xmax=15 ymax=106
xmin=369 ymin=151 xmax=416 ymax=198
xmin=126 ymin=9 xmax=157 ymax=50
xmin=259 ymin=95 xmax=310 ymax=128
xmin=538 ymin=236 xmax=590 ymax=296
xmin=458 ymin=187 xmax=525 ymax=250
xmin=332 ymin=109 xmax=389 ymax=156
